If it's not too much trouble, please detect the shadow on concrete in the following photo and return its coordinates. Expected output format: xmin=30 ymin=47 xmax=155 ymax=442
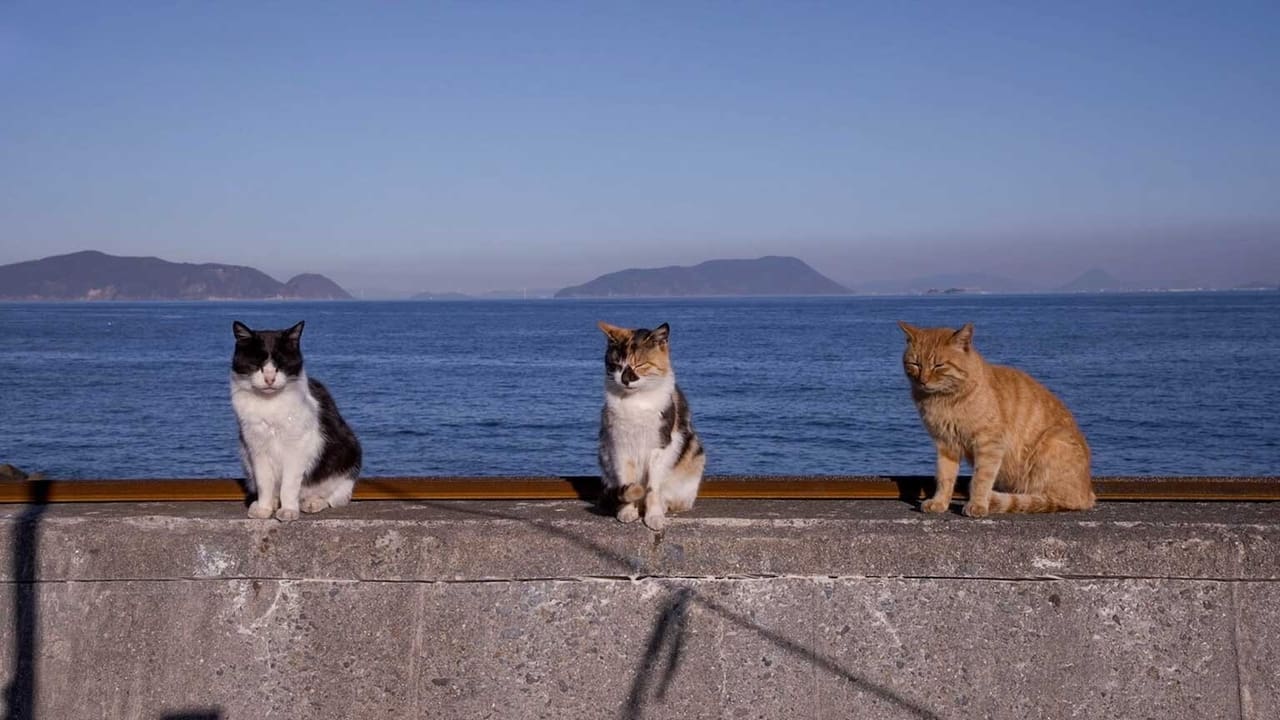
xmin=578 ymin=474 xmax=938 ymax=512
xmin=559 ymin=475 xmax=605 ymax=503
xmin=3 ymin=479 xmax=50 ymax=720
xmin=900 ymin=475 xmax=976 ymax=513
xmin=419 ymin=495 xmax=939 ymax=720
xmin=622 ymin=588 xmax=692 ymax=720
xmin=233 ymin=475 xmax=253 ymax=508
xmin=159 ymin=712 xmax=222 ymax=720
xmin=618 ymin=585 xmax=942 ymax=720
xmin=894 ymin=476 xmax=935 ymax=506
xmin=582 ymin=474 xmax=936 ymax=513
xmin=691 ymin=593 xmax=942 ymax=720
xmin=418 ymin=500 xmax=643 ymax=574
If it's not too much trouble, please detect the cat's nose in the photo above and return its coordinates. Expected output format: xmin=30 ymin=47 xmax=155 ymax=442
xmin=621 ymin=367 xmax=639 ymax=385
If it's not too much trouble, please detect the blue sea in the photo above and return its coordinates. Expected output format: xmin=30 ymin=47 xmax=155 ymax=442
xmin=1 ymin=293 xmax=1277 ymax=479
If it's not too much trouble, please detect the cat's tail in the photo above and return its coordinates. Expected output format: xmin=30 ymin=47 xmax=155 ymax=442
xmin=989 ymin=490 xmax=1095 ymax=514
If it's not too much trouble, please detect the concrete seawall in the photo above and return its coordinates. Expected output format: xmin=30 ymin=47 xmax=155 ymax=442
xmin=2 ymin=498 xmax=1277 ymax=719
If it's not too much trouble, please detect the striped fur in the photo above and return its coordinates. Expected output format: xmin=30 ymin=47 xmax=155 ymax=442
xmin=597 ymin=321 xmax=706 ymax=532
xmin=898 ymin=322 xmax=1095 ymax=516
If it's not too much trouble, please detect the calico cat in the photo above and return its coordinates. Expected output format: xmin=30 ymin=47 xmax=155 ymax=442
xmin=898 ymin=321 xmax=1095 ymax=516
xmin=230 ymin=321 xmax=362 ymax=522
xmin=597 ymin=321 xmax=705 ymax=532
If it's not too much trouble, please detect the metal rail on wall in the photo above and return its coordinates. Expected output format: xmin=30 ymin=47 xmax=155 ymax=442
xmin=0 ymin=476 xmax=1277 ymax=504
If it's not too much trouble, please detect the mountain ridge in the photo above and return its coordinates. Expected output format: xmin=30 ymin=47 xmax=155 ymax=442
xmin=555 ymin=256 xmax=851 ymax=298
xmin=0 ymin=250 xmax=352 ymax=300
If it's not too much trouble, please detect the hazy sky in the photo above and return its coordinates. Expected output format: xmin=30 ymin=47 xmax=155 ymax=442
xmin=2 ymin=2 xmax=1278 ymax=294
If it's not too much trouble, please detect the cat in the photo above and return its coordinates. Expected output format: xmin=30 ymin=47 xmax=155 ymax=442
xmin=597 ymin=321 xmax=706 ymax=532
xmin=230 ymin=320 xmax=362 ymax=522
xmin=897 ymin=321 xmax=1095 ymax=516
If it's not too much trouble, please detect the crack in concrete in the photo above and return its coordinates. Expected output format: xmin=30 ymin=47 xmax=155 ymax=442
xmin=3 ymin=573 xmax=1279 ymax=586
xmin=408 ymin=581 xmax=425 ymax=716
xmin=1231 ymin=583 xmax=1248 ymax=720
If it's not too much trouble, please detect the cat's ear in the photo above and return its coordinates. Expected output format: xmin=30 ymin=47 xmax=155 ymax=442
xmin=950 ymin=323 xmax=974 ymax=351
xmin=649 ymin=323 xmax=670 ymax=345
xmin=897 ymin=321 xmax=920 ymax=341
xmin=285 ymin=321 xmax=305 ymax=342
xmin=597 ymin=321 xmax=631 ymax=343
xmin=232 ymin=321 xmax=254 ymax=341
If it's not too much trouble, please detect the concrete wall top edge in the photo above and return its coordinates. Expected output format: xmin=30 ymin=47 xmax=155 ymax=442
xmin=1 ymin=499 xmax=1276 ymax=584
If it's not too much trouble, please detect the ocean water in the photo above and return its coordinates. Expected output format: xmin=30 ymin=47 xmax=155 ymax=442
xmin=1 ymin=293 xmax=1277 ymax=480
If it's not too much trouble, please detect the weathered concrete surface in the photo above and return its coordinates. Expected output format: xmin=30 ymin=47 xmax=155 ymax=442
xmin=4 ymin=499 xmax=1278 ymax=583
xmin=1 ymin=499 xmax=1277 ymax=719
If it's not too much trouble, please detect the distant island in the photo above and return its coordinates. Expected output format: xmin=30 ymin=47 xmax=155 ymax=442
xmin=861 ymin=272 xmax=1033 ymax=295
xmin=1235 ymin=281 xmax=1280 ymax=291
xmin=0 ymin=250 xmax=352 ymax=300
xmin=924 ymin=287 xmax=982 ymax=295
xmin=408 ymin=288 xmax=557 ymax=300
xmin=555 ymin=256 xmax=851 ymax=298
xmin=409 ymin=290 xmax=473 ymax=301
xmin=1054 ymin=267 xmax=1131 ymax=293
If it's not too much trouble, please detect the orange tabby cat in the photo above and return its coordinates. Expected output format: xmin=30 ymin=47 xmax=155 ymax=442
xmin=897 ymin=322 xmax=1095 ymax=516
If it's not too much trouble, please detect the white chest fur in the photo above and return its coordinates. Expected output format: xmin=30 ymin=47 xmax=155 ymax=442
xmin=603 ymin=378 xmax=675 ymax=461
xmin=230 ymin=374 xmax=323 ymax=467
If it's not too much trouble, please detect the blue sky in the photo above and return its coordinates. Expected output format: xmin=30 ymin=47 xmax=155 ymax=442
xmin=2 ymin=2 xmax=1278 ymax=294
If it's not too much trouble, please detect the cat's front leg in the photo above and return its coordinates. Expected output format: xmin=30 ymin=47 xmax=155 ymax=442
xmin=922 ymin=445 xmax=961 ymax=513
xmin=275 ymin=461 xmax=306 ymax=523
xmin=246 ymin=454 xmax=279 ymax=519
xmin=615 ymin=458 xmax=643 ymax=524
xmin=642 ymin=448 xmax=669 ymax=531
xmin=642 ymin=491 xmax=668 ymax=532
xmin=964 ymin=441 xmax=1005 ymax=518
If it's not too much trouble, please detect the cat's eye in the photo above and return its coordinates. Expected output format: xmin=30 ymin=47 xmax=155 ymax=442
xmin=905 ymin=362 xmax=920 ymax=368
xmin=932 ymin=363 xmax=947 ymax=370
xmin=633 ymin=363 xmax=654 ymax=372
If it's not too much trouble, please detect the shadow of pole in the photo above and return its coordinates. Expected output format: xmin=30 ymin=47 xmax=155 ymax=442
xmin=159 ymin=711 xmax=222 ymax=720
xmin=3 ymin=480 xmax=50 ymax=720
xmin=615 ymin=585 xmax=941 ymax=720
xmin=414 ymin=496 xmax=940 ymax=720
xmin=691 ymin=593 xmax=942 ymax=720
xmin=621 ymin=588 xmax=692 ymax=720
xmin=416 ymin=499 xmax=644 ymax=575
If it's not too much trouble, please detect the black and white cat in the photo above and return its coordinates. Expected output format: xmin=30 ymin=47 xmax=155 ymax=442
xmin=230 ymin=321 xmax=361 ymax=522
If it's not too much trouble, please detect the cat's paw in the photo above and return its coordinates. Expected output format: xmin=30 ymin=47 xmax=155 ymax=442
xmin=300 ymin=497 xmax=329 ymax=514
xmin=961 ymin=501 xmax=989 ymax=518
xmin=247 ymin=501 xmax=275 ymax=519
xmin=921 ymin=497 xmax=951 ymax=514
xmin=617 ymin=504 xmax=641 ymax=524
xmin=643 ymin=511 xmax=667 ymax=532
xmin=667 ymin=498 xmax=694 ymax=513
xmin=275 ymin=507 xmax=300 ymax=523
